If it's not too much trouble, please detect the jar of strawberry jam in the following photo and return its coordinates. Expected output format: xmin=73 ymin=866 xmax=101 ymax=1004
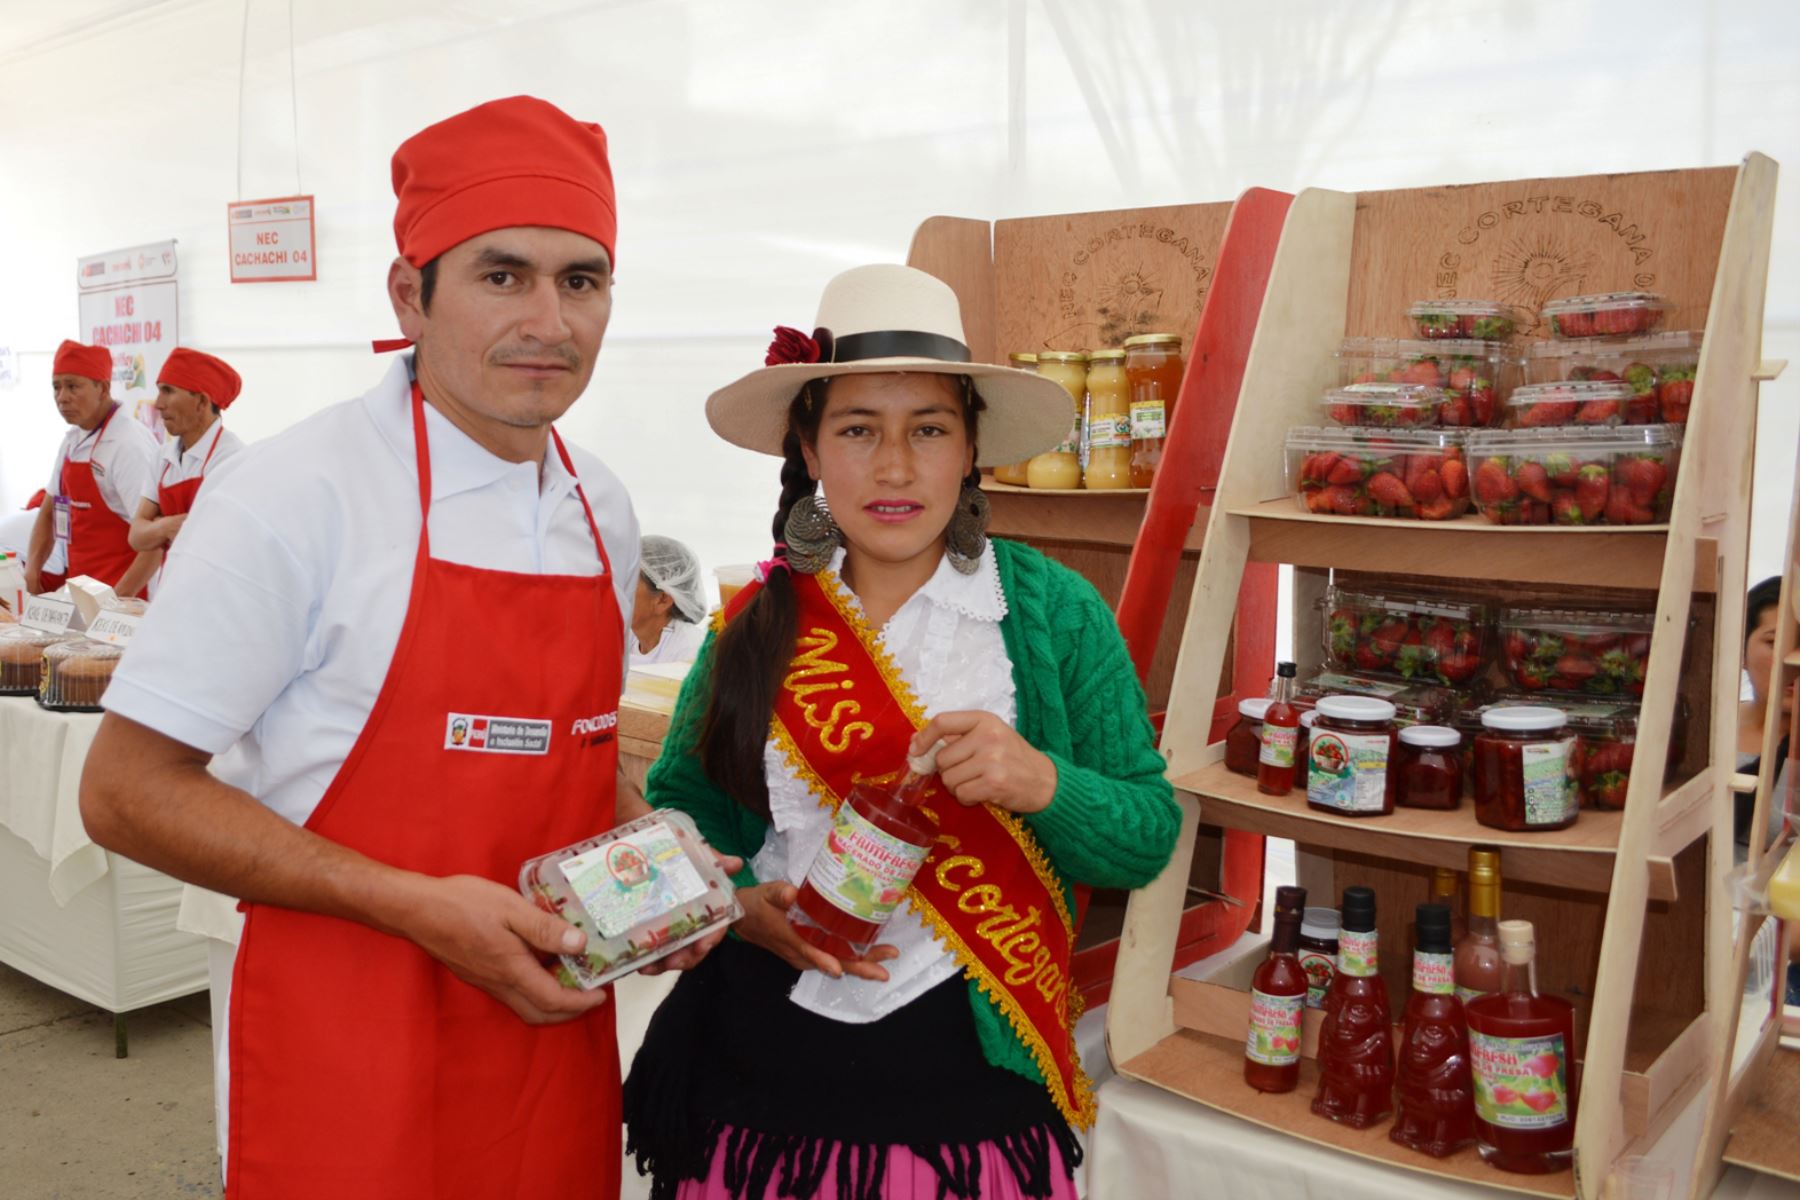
xmin=1473 ymin=706 xmax=1578 ymax=833
xmin=1227 ymin=698 xmax=1272 ymax=778
xmin=1396 ymin=725 xmax=1464 ymax=811
xmin=1306 ymin=696 xmax=1398 ymax=817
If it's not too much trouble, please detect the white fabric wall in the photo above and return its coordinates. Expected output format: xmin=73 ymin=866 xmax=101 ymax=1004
xmin=1 ymin=0 xmax=1797 ymax=592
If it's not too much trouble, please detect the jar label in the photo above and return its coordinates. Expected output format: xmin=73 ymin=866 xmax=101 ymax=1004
xmin=1470 ymin=1031 xmax=1570 ymax=1130
xmin=1413 ymin=950 xmax=1455 ymax=995
xmin=804 ymin=804 xmax=931 ymax=923
xmin=1338 ymin=928 xmax=1379 ymax=977
xmin=1129 ymin=400 xmax=1166 ymax=439
xmin=559 ymin=822 xmax=711 ymax=939
xmin=1299 ymin=950 xmax=1335 ymax=1009
xmin=1456 ymin=985 xmax=1492 ymax=1006
xmin=1056 ymin=413 xmax=1083 ymax=455
xmin=1245 ymin=988 xmax=1303 ymax=1066
xmin=1522 ymin=738 xmax=1578 ymax=826
xmin=1087 ymin=413 xmax=1131 ymax=450
xmin=1308 ymin=730 xmax=1391 ymax=813
xmin=1259 ymin=723 xmax=1298 ymax=769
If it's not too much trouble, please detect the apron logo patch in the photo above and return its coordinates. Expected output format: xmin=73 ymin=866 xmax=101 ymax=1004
xmin=571 ymin=711 xmax=619 ymax=749
xmin=443 ymin=713 xmax=552 ymax=755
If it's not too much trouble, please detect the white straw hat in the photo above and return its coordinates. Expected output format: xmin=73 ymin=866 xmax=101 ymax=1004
xmin=705 ymin=264 xmax=1074 ymax=467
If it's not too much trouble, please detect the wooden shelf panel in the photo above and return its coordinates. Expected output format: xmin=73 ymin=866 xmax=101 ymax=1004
xmin=984 ymin=481 xmax=1151 ymax=496
xmin=1228 ymin=498 xmax=1716 ymax=595
xmin=1722 ymin=1046 xmax=1800 ymax=1182
xmin=1119 ymin=1027 xmax=1575 ymax=1198
xmin=1171 ymin=760 xmax=1681 ymax=901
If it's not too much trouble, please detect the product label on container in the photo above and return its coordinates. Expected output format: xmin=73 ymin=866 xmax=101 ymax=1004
xmin=1055 ymin=413 xmax=1082 ymax=456
xmin=1245 ymin=988 xmax=1303 ymax=1066
xmin=1523 ymin=738 xmax=1578 ymax=826
xmin=1308 ymin=731 xmax=1391 ymax=814
xmin=559 ymin=822 xmax=709 ymax=939
xmin=1338 ymin=928 xmax=1379 ymax=977
xmin=1299 ymin=950 xmax=1335 ymax=1009
xmin=1087 ymin=413 xmax=1131 ymax=450
xmin=1470 ymin=1031 xmax=1570 ymax=1130
xmin=1413 ymin=950 xmax=1455 ymax=995
xmin=805 ymin=804 xmax=930 ymax=923
xmin=1259 ymin=723 xmax=1298 ymax=769
xmin=1456 ymin=985 xmax=1493 ymax=1006
xmin=1129 ymin=401 xmax=1166 ymax=439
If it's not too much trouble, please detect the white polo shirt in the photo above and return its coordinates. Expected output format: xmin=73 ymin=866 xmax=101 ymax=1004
xmin=104 ymin=354 xmax=641 ymax=829
xmin=140 ymin=419 xmax=245 ymax=508
xmin=49 ymin=405 xmax=159 ymax=523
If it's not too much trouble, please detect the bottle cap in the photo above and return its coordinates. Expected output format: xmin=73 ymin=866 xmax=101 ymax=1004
xmin=1415 ymin=903 xmax=1453 ymax=953
xmin=1273 ymin=885 xmax=1307 ymax=919
xmin=1431 ymin=866 xmax=1459 ymax=896
xmin=1301 ymin=907 xmax=1339 ymax=941
xmin=1277 ymin=661 xmax=1297 ymax=678
xmin=908 ymin=739 xmax=949 ymax=777
xmin=1468 ymin=847 xmax=1501 ymax=885
xmin=1340 ymin=886 xmax=1377 ymax=933
xmin=1499 ymin=918 xmax=1535 ymax=964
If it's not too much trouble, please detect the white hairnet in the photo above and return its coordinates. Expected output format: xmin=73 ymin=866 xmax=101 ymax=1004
xmin=640 ymin=535 xmax=708 ymax=624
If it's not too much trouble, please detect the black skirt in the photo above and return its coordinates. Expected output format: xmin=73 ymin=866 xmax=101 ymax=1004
xmin=622 ymin=938 xmax=1080 ymax=1200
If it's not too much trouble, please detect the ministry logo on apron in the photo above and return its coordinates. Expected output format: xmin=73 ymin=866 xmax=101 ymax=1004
xmin=443 ymin=713 xmax=553 ymax=755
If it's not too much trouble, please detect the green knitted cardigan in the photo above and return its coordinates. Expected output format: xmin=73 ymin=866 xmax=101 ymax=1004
xmin=642 ymin=537 xmax=1181 ymax=1088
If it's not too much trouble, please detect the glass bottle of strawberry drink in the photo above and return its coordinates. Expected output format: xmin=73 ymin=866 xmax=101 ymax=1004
xmin=789 ymin=743 xmax=943 ymax=960
xmin=1465 ymin=920 xmax=1578 ymax=1174
xmin=1244 ymin=885 xmax=1309 ymax=1093
xmin=1258 ymin=662 xmax=1301 ymax=796
xmin=1312 ymin=886 xmax=1395 ymax=1128
xmin=1390 ymin=903 xmax=1476 ymax=1157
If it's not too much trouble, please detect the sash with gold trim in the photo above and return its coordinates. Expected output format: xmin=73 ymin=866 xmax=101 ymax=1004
xmin=718 ymin=569 xmax=1095 ymax=1129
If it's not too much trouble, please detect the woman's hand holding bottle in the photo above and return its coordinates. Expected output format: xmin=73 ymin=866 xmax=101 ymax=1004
xmin=910 ymin=712 xmax=1058 ymax=815
xmin=735 ymin=879 xmax=900 ymax=981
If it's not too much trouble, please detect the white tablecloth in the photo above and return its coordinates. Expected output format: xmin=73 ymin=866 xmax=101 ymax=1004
xmin=0 ymin=695 xmax=109 ymax=903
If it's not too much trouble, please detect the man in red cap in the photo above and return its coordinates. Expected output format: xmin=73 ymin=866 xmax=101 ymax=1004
xmin=26 ymin=339 xmax=162 ymax=598
xmin=128 ymin=347 xmax=246 ymax=553
xmin=82 ymin=96 xmax=716 ymax=1199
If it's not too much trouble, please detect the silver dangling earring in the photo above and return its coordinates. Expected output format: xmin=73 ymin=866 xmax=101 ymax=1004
xmin=783 ymin=492 xmax=841 ymax=575
xmin=945 ymin=481 xmax=990 ymax=575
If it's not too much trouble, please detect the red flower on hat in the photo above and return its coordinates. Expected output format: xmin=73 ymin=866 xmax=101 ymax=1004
xmin=765 ymin=326 xmax=822 ymax=367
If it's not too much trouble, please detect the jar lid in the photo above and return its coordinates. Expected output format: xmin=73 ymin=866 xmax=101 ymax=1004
xmin=1038 ymin=350 xmax=1089 ymax=364
xmin=1007 ymin=352 xmax=1039 ymax=366
xmin=1315 ymin=694 xmax=1397 ymax=723
xmin=1301 ymin=907 xmax=1340 ymax=939
xmin=1400 ymin=724 xmax=1462 ymax=748
xmin=1123 ymin=333 xmax=1181 ymax=348
xmin=1481 ymin=704 xmax=1568 ymax=733
xmin=1300 ymin=710 xmax=1319 ymax=728
xmin=1238 ymin=697 xmax=1273 ymax=720
xmin=1088 ymin=348 xmax=1126 ymax=362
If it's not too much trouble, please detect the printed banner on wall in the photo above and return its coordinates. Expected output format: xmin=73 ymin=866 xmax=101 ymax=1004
xmin=228 ymin=195 xmax=316 ymax=283
xmin=76 ymin=240 xmax=179 ymax=438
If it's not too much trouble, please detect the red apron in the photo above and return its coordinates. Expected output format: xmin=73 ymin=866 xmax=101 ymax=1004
xmin=226 ymin=383 xmax=624 ymax=1199
xmin=48 ymin=404 xmax=141 ymax=595
xmin=156 ymin=422 xmax=224 ymax=517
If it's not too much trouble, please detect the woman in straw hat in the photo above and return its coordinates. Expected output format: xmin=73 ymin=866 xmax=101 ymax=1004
xmin=623 ymin=265 xmax=1179 ymax=1200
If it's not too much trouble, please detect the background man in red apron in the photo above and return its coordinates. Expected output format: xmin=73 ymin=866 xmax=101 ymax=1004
xmin=25 ymin=339 xmax=162 ymax=598
xmin=81 ymin=96 xmax=727 ymax=1199
xmin=129 ymin=346 xmax=246 ymax=553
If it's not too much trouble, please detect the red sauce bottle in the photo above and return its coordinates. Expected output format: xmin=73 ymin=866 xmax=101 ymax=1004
xmin=1466 ymin=920 xmax=1578 ymax=1174
xmin=1312 ymin=886 xmax=1394 ymax=1128
xmin=1455 ymin=849 xmax=1505 ymax=1005
xmin=1244 ymin=885 xmax=1309 ymax=1093
xmin=1391 ymin=903 xmax=1477 ymax=1157
xmin=789 ymin=749 xmax=940 ymax=961
xmin=1259 ymin=662 xmax=1301 ymax=795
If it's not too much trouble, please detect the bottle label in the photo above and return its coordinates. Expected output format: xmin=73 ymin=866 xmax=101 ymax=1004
xmin=804 ymin=804 xmax=931 ymax=923
xmin=1129 ymin=400 xmax=1166 ymax=439
xmin=1470 ymin=1031 xmax=1570 ymax=1130
xmin=1338 ymin=928 xmax=1378 ymax=977
xmin=1245 ymin=988 xmax=1303 ymax=1066
xmin=1259 ymin=723 xmax=1298 ymax=769
xmin=1056 ymin=413 xmax=1082 ymax=455
xmin=1456 ymin=985 xmax=1492 ymax=1005
xmin=1413 ymin=950 xmax=1454 ymax=995
xmin=1087 ymin=413 xmax=1131 ymax=450
xmin=1523 ymin=738 xmax=1578 ymax=825
xmin=1308 ymin=730 xmax=1391 ymax=813
xmin=1299 ymin=950 xmax=1335 ymax=1009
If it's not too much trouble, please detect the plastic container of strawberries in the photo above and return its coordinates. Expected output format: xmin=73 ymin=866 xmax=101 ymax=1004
xmin=1525 ymin=331 xmax=1702 ymax=425
xmin=1497 ymin=607 xmax=1654 ymax=700
xmin=519 ymin=809 xmax=742 ymax=990
xmin=1318 ymin=585 xmax=1491 ymax=686
xmin=1503 ymin=380 xmax=1638 ymax=428
xmin=1406 ymin=298 xmax=1527 ymax=342
xmin=1285 ymin=426 xmax=1471 ymax=520
xmin=1465 ymin=424 xmax=1681 ymax=526
xmin=1541 ymin=291 xmax=1668 ymax=339
xmin=1293 ymin=670 xmax=1460 ymax=729
xmin=1319 ymin=381 xmax=1443 ymax=428
xmin=1335 ymin=337 xmax=1521 ymax=427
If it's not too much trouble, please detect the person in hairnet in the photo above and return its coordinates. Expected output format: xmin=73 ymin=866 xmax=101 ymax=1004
xmin=630 ymin=534 xmax=708 ymax=666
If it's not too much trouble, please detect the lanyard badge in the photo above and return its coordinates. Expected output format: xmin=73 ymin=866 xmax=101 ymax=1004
xmin=52 ymin=495 xmax=72 ymax=545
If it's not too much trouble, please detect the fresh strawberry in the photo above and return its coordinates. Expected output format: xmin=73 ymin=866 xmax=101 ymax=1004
xmin=1353 ymin=642 xmax=1387 ymax=671
xmin=1523 ymin=499 xmax=1551 ymax=524
xmin=1436 ymin=395 xmax=1472 ymax=426
xmin=1586 ymin=368 xmax=1622 ymax=382
xmin=1605 ymin=488 xmax=1656 ymax=525
xmin=1615 ymin=456 xmax=1669 ymax=508
xmin=1370 ymin=619 xmax=1408 ymax=658
xmin=1417 ymin=496 xmax=1458 ymax=520
xmin=1328 ymin=402 xmax=1359 ymax=424
xmin=1574 ymin=463 xmax=1610 ymax=521
xmin=1554 ymin=309 xmax=1596 ymax=337
xmin=1518 ymin=398 xmax=1579 ymax=427
xmin=1448 ymin=366 xmax=1477 ymax=390
xmin=1423 ymin=622 xmax=1455 ymax=657
xmin=1576 ymin=398 xmax=1620 ymax=424
xmin=1438 ymin=650 xmax=1478 ymax=682
xmin=1551 ymin=493 xmax=1585 ymax=525
xmin=1326 ymin=455 xmax=1367 ymax=485
xmin=1400 ymin=359 xmax=1442 ymax=386
xmin=1474 ymin=458 xmax=1517 ymax=504
xmin=1587 ymin=773 xmax=1629 ymax=810
xmin=1515 ymin=461 xmax=1552 ymax=502
xmin=1584 ymin=741 xmax=1634 ymax=775
xmin=1411 ymin=466 xmax=1444 ymax=503
xmin=1441 ymin=458 xmax=1469 ymax=499
xmin=1468 ymin=383 xmax=1497 ymax=425
xmin=1515 ymin=661 xmax=1553 ymax=690
xmin=1352 ymin=371 xmax=1381 ymax=384
xmin=1367 ymin=471 xmax=1414 ymax=512
xmin=1326 ymin=485 xmax=1369 ymax=516
xmin=1554 ymin=654 xmax=1598 ymax=683
xmin=1304 ymin=486 xmax=1335 ymax=513
xmin=1504 ymin=631 xmax=1528 ymax=664
xmin=1659 ymin=366 xmax=1695 ymax=423
xmin=1542 ymin=453 xmax=1578 ymax=488
xmin=1327 ymin=611 xmax=1358 ymax=661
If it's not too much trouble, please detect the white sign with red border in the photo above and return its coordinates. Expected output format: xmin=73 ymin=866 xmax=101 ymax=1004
xmin=228 ymin=195 xmax=317 ymax=283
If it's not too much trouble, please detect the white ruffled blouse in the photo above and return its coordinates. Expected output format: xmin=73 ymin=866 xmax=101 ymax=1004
xmin=751 ymin=543 xmax=1015 ymax=1024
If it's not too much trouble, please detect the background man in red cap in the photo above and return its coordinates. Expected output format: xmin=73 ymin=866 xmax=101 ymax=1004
xmin=26 ymin=339 xmax=161 ymax=598
xmin=81 ymin=96 xmax=711 ymax=1199
xmin=128 ymin=347 xmax=246 ymax=553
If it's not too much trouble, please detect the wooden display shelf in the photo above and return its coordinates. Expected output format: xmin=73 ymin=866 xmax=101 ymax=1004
xmin=1230 ymin=498 xmax=1716 ymax=595
xmin=1721 ymin=1048 xmax=1800 ymax=1182
xmin=1783 ymin=648 xmax=1800 ymax=668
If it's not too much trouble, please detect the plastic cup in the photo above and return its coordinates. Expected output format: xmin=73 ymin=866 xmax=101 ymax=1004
xmin=1604 ymin=1157 xmax=1675 ymax=1200
xmin=714 ymin=564 xmax=755 ymax=611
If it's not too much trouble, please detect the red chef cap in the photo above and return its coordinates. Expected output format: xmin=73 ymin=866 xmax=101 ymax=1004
xmin=158 ymin=348 xmax=243 ymax=410
xmin=389 ymin=95 xmax=617 ymax=270
xmin=53 ymin=340 xmax=111 ymax=384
